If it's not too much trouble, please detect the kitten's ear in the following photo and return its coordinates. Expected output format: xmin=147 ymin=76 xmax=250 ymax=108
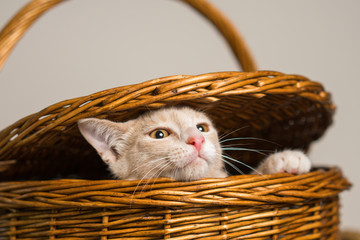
xmin=77 ymin=118 xmax=130 ymax=164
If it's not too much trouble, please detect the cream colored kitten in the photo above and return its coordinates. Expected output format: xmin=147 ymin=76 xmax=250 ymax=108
xmin=78 ymin=107 xmax=311 ymax=181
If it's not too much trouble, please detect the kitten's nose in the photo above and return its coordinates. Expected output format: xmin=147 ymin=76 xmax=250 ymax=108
xmin=187 ymin=135 xmax=205 ymax=153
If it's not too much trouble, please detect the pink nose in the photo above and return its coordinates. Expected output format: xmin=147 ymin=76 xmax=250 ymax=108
xmin=187 ymin=135 xmax=205 ymax=153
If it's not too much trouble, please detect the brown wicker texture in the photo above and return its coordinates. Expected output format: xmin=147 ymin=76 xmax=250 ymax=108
xmin=0 ymin=0 xmax=351 ymax=239
xmin=0 ymin=168 xmax=351 ymax=239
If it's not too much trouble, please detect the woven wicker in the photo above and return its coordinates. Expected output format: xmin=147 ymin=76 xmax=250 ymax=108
xmin=0 ymin=0 xmax=351 ymax=239
xmin=0 ymin=168 xmax=351 ymax=239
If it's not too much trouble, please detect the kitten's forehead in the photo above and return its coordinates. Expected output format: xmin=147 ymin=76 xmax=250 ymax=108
xmin=141 ymin=107 xmax=211 ymax=127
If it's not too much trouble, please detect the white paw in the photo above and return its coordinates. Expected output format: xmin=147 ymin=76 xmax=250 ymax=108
xmin=257 ymin=150 xmax=311 ymax=174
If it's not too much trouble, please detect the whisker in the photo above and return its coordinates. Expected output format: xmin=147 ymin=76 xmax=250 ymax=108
xmin=219 ymin=127 xmax=249 ymax=141
xmin=221 ymin=143 xmax=256 ymax=148
xmin=142 ymin=161 xmax=172 ymax=193
xmin=221 ymin=154 xmax=262 ymax=175
xmin=150 ymin=161 xmax=173 ymax=190
xmin=130 ymin=156 xmax=169 ymax=174
xmin=170 ymin=163 xmax=178 ymax=181
xmin=220 ymin=137 xmax=281 ymax=146
xmin=132 ymin=159 xmax=168 ymax=197
xmin=221 ymin=158 xmax=244 ymax=175
xmin=221 ymin=147 xmax=268 ymax=156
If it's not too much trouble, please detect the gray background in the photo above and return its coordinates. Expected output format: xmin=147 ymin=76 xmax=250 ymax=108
xmin=0 ymin=0 xmax=359 ymax=230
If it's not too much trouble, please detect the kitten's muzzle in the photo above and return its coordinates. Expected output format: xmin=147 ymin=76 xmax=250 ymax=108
xmin=186 ymin=135 xmax=205 ymax=154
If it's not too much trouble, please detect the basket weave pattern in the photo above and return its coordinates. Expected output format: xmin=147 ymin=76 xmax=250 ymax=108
xmin=0 ymin=169 xmax=350 ymax=239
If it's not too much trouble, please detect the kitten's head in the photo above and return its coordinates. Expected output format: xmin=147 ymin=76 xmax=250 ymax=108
xmin=78 ymin=107 xmax=227 ymax=181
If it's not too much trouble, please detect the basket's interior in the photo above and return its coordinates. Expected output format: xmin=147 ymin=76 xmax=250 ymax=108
xmin=0 ymin=93 xmax=333 ymax=181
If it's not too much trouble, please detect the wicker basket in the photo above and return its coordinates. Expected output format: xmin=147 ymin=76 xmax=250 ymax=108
xmin=0 ymin=0 xmax=351 ymax=239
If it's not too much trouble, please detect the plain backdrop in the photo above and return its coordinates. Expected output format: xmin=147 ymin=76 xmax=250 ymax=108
xmin=0 ymin=0 xmax=359 ymax=230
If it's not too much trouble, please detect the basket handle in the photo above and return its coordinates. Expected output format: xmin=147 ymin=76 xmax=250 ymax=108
xmin=0 ymin=0 xmax=257 ymax=72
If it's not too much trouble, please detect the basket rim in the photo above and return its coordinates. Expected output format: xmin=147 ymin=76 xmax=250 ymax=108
xmin=0 ymin=167 xmax=351 ymax=209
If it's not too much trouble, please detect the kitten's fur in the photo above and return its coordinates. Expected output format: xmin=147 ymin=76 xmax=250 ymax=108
xmin=78 ymin=107 xmax=311 ymax=181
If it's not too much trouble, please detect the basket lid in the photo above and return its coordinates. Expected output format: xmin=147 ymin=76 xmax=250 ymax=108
xmin=0 ymin=71 xmax=334 ymax=180
xmin=0 ymin=0 xmax=334 ymax=180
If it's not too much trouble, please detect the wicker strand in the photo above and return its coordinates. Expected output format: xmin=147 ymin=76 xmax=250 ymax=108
xmin=164 ymin=212 xmax=172 ymax=239
xmin=101 ymin=214 xmax=109 ymax=240
xmin=49 ymin=209 xmax=57 ymax=240
xmin=9 ymin=214 xmax=16 ymax=240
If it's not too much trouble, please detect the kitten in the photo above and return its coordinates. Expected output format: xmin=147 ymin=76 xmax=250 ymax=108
xmin=78 ymin=107 xmax=311 ymax=181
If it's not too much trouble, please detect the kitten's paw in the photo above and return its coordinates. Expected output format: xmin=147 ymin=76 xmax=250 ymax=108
xmin=257 ymin=150 xmax=311 ymax=175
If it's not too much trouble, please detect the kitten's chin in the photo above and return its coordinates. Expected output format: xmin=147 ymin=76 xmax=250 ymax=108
xmin=174 ymin=157 xmax=209 ymax=181
xmin=184 ymin=156 xmax=208 ymax=168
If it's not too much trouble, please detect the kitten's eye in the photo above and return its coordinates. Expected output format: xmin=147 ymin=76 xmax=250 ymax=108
xmin=197 ymin=123 xmax=209 ymax=132
xmin=149 ymin=129 xmax=170 ymax=139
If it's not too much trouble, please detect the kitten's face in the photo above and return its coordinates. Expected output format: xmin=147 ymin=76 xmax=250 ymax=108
xmin=78 ymin=107 xmax=227 ymax=181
